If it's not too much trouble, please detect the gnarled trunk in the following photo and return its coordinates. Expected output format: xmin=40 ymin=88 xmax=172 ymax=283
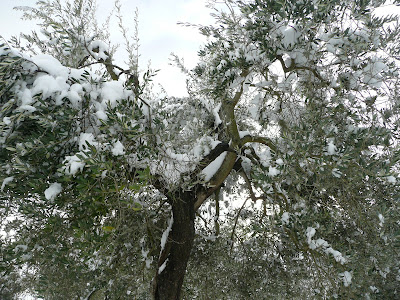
xmin=152 ymin=191 xmax=196 ymax=300
xmin=151 ymin=140 xmax=238 ymax=299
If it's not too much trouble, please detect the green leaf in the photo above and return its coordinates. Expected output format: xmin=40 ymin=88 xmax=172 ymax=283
xmin=102 ymin=226 xmax=115 ymax=232
xmin=130 ymin=202 xmax=142 ymax=211
xmin=128 ymin=183 xmax=141 ymax=191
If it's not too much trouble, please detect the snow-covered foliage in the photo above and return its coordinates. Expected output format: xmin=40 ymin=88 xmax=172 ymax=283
xmin=1 ymin=0 xmax=400 ymax=299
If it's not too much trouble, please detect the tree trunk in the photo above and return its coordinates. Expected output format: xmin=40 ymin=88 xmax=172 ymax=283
xmin=152 ymin=191 xmax=196 ymax=300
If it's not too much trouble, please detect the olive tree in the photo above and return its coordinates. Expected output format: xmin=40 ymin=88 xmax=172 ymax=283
xmin=1 ymin=0 xmax=399 ymax=299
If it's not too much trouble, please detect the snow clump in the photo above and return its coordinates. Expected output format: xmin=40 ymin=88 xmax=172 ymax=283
xmin=44 ymin=182 xmax=62 ymax=200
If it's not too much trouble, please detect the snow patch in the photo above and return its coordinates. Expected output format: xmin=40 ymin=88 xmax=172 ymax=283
xmin=306 ymin=227 xmax=347 ymax=264
xmin=158 ymin=258 xmax=168 ymax=274
xmin=3 ymin=117 xmax=11 ymax=125
xmin=96 ymin=110 xmax=108 ymax=121
xmin=327 ymin=140 xmax=337 ymax=155
xmin=100 ymin=81 xmax=129 ymax=108
xmin=306 ymin=227 xmax=316 ymax=244
xmin=280 ymin=25 xmax=300 ymax=48
xmin=281 ymin=212 xmax=290 ymax=225
xmin=32 ymin=75 xmax=69 ymax=100
xmin=239 ymin=131 xmax=250 ymax=139
xmin=88 ymin=40 xmax=110 ymax=61
xmin=201 ymin=151 xmax=228 ymax=182
xmin=160 ymin=213 xmax=174 ymax=253
xmin=44 ymin=182 xmax=62 ymax=200
xmin=14 ymin=244 xmax=28 ymax=253
xmin=79 ymin=133 xmax=98 ymax=151
xmin=386 ymin=176 xmax=396 ymax=184
xmin=112 ymin=140 xmax=125 ymax=156
xmin=212 ymin=103 xmax=222 ymax=127
xmin=1 ymin=176 xmax=14 ymax=191
xmin=268 ymin=166 xmax=280 ymax=177
xmin=30 ymin=54 xmax=69 ymax=77
xmin=339 ymin=271 xmax=352 ymax=287
xmin=63 ymin=155 xmax=86 ymax=175
xmin=378 ymin=213 xmax=384 ymax=227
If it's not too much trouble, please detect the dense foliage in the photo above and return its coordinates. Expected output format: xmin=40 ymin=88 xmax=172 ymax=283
xmin=1 ymin=0 xmax=399 ymax=299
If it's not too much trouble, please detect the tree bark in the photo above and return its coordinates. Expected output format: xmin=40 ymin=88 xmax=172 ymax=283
xmin=152 ymin=191 xmax=196 ymax=300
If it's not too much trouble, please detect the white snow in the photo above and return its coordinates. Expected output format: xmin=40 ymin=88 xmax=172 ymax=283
xmin=212 ymin=103 xmax=222 ymax=127
xmin=61 ymin=133 xmax=100 ymax=175
xmin=339 ymin=271 xmax=352 ymax=287
xmin=327 ymin=140 xmax=337 ymax=155
xmin=268 ymin=166 xmax=280 ymax=177
xmin=313 ymin=238 xmax=329 ymax=249
xmin=158 ymin=258 xmax=168 ymax=274
xmin=378 ymin=213 xmax=384 ymax=227
xmin=326 ymin=247 xmax=347 ymax=264
xmin=18 ymin=87 xmax=33 ymax=106
xmin=44 ymin=182 xmax=62 ymax=200
xmin=239 ymin=131 xmax=250 ymax=138
xmin=79 ymin=133 xmax=98 ymax=151
xmin=281 ymin=212 xmax=290 ymax=225
xmin=386 ymin=176 xmax=396 ymax=184
xmin=111 ymin=140 xmax=125 ymax=156
xmin=306 ymin=227 xmax=316 ymax=244
xmin=1 ymin=176 xmax=14 ymax=191
xmin=16 ymin=87 xmax=36 ymax=112
xmin=306 ymin=227 xmax=347 ymax=264
xmin=18 ymin=105 xmax=37 ymax=112
xmin=14 ymin=244 xmax=28 ymax=253
xmin=88 ymin=40 xmax=110 ymax=61
xmin=362 ymin=59 xmax=388 ymax=88
xmin=193 ymin=138 xmax=220 ymax=159
xmin=326 ymin=37 xmax=344 ymax=54
xmin=32 ymin=75 xmax=69 ymax=100
xmin=201 ymin=151 xmax=228 ymax=182
xmin=160 ymin=213 xmax=174 ymax=253
xmin=100 ymin=80 xmax=129 ymax=108
xmin=257 ymin=147 xmax=272 ymax=168
xmin=280 ymin=25 xmax=300 ymax=48
xmin=63 ymin=154 xmax=86 ymax=175
xmin=370 ymin=286 xmax=379 ymax=293
xmin=2 ymin=117 xmax=11 ymax=125
xmin=30 ymin=54 xmax=70 ymax=77
xmin=67 ymin=83 xmax=83 ymax=107
xmin=96 ymin=110 xmax=108 ymax=121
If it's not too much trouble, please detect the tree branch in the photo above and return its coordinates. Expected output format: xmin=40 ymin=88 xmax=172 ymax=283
xmin=238 ymin=169 xmax=265 ymax=202
xmin=276 ymin=54 xmax=338 ymax=91
xmin=229 ymin=198 xmax=249 ymax=253
xmin=239 ymin=134 xmax=277 ymax=152
xmin=231 ymin=69 xmax=249 ymax=107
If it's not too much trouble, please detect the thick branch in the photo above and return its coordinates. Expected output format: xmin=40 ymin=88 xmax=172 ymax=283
xmin=197 ymin=142 xmax=231 ymax=171
xmin=239 ymin=134 xmax=277 ymax=152
xmin=194 ymin=70 xmax=250 ymax=210
xmin=193 ymin=151 xmax=237 ymax=211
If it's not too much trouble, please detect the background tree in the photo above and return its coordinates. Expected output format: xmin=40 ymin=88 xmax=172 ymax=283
xmin=1 ymin=0 xmax=399 ymax=299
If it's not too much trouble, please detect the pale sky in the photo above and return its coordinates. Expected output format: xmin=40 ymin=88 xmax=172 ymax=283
xmin=0 ymin=0 xmax=214 ymax=96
